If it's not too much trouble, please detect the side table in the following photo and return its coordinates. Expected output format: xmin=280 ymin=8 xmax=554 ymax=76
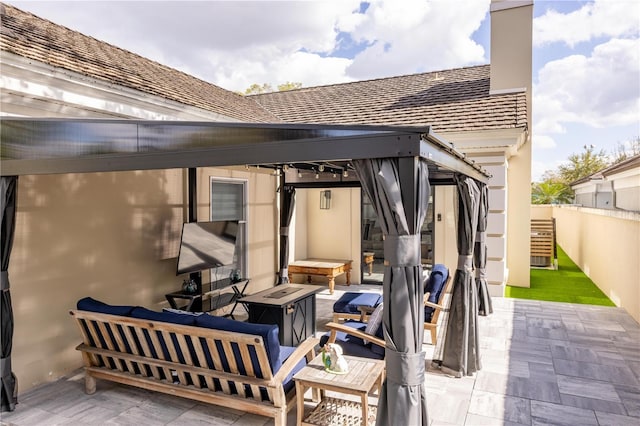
xmin=165 ymin=291 xmax=201 ymax=312
xmin=293 ymin=354 xmax=385 ymax=426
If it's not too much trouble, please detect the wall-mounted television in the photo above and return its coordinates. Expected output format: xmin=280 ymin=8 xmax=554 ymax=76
xmin=176 ymin=221 xmax=238 ymax=275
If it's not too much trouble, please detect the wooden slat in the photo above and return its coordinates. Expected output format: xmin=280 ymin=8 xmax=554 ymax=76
xmin=70 ymin=309 xmax=316 ymax=424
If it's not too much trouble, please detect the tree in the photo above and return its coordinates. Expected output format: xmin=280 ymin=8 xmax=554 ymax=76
xmin=277 ymin=81 xmax=302 ymax=91
xmin=243 ymin=83 xmax=274 ymax=95
xmin=612 ymin=136 xmax=640 ymax=164
xmin=532 ymin=145 xmax=610 ymax=204
xmin=531 ymin=173 xmax=573 ymax=204
xmin=242 ymin=82 xmax=303 ymax=95
xmin=557 ymin=144 xmax=610 ymax=184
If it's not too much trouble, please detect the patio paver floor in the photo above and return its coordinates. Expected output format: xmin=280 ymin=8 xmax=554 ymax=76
xmin=1 ymin=286 xmax=638 ymax=426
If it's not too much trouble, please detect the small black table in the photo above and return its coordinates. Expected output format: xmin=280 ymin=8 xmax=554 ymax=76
xmin=165 ymin=291 xmax=201 ymax=311
xmin=165 ymin=278 xmax=250 ymax=318
xmin=239 ymin=284 xmax=324 ymax=346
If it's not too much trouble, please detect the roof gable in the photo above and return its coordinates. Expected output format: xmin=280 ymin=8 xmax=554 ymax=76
xmin=0 ymin=3 xmax=279 ymax=123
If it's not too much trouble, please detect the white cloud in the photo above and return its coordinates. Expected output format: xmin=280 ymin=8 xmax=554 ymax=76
xmin=11 ymin=0 xmax=490 ymax=91
xmin=346 ymin=0 xmax=489 ymax=79
xmin=534 ymin=0 xmax=640 ymax=47
xmin=533 ymin=37 xmax=640 ymax=134
xmin=533 ymin=134 xmax=557 ymax=149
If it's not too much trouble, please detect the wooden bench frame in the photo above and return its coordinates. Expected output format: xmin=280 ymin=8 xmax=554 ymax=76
xmin=70 ymin=310 xmax=318 ymax=426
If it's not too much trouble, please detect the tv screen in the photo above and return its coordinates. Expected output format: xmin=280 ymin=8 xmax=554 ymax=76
xmin=176 ymin=221 xmax=238 ymax=275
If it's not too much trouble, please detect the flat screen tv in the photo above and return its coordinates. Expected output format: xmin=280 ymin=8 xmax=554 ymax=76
xmin=176 ymin=221 xmax=239 ymax=275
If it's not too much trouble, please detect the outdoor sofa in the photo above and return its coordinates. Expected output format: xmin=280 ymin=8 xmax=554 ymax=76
xmin=71 ymin=297 xmax=319 ymax=426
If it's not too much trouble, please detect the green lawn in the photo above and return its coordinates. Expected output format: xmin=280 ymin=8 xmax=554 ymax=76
xmin=505 ymin=245 xmax=615 ymax=306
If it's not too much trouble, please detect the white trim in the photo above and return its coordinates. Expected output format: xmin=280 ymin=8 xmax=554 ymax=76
xmin=490 ymin=1 xmax=533 ymax=13
xmin=443 ymin=128 xmax=528 ymax=158
xmin=489 ymin=87 xmax=527 ymax=96
xmin=1 ymin=51 xmax=238 ymax=121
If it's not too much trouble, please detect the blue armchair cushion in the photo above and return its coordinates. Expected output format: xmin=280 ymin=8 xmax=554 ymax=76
xmin=333 ymin=292 xmax=382 ymax=314
xmin=195 ymin=314 xmax=282 ymax=376
xmin=424 ymin=264 xmax=449 ymax=322
xmin=277 ymin=346 xmax=307 ymax=394
xmin=319 ymin=321 xmax=384 ymax=360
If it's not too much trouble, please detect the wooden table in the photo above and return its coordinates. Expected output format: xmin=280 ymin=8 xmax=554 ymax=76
xmin=294 ymin=354 xmax=385 ymax=426
xmin=363 ymin=252 xmax=374 ymax=275
xmin=288 ymin=259 xmax=352 ymax=294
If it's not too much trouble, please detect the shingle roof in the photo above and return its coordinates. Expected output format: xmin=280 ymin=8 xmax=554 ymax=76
xmin=1 ymin=3 xmax=526 ymax=134
xmin=0 ymin=3 xmax=279 ymax=123
xmin=251 ymin=65 xmax=528 ymax=133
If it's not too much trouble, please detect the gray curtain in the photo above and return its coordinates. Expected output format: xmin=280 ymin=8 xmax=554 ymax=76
xmin=354 ymin=158 xmax=429 ymax=426
xmin=1 ymin=176 xmax=18 ymax=412
xmin=277 ymin=185 xmax=296 ymax=284
xmin=440 ymin=174 xmax=481 ymax=377
xmin=475 ymin=183 xmax=492 ymax=316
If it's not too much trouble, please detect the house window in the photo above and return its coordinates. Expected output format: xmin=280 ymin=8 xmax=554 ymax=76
xmin=210 ymin=178 xmax=248 ymax=280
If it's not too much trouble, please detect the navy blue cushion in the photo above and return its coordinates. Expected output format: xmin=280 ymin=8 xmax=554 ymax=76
xmin=424 ymin=264 xmax=449 ymax=322
xmin=130 ymin=306 xmax=197 ymax=326
xmin=333 ymin=292 xmax=382 ymax=314
xmin=77 ymin=297 xmax=135 ymax=316
xmin=370 ymin=321 xmax=385 ymax=357
xmin=130 ymin=307 xmax=198 ymax=365
xmin=76 ymin=297 xmax=137 ymax=369
xmin=319 ymin=322 xmax=383 ymax=360
xmin=195 ymin=314 xmax=281 ymax=375
xmin=278 ymin=345 xmax=307 ymax=395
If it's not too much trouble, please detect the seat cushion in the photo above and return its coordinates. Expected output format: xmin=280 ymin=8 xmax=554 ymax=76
xmin=333 ymin=292 xmax=382 ymax=314
xmin=319 ymin=321 xmax=384 ymax=360
xmin=195 ymin=314 xmax=281 ymax=375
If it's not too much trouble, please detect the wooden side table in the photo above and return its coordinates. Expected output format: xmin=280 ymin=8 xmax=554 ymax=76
xmin=363 ymin=252 xmax=375 ymax=275
xmin=293 ymin=354 xmax=385 ymax=426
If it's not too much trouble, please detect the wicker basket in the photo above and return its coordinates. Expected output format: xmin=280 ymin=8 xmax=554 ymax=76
xmin=303 ymin=396 xmax=377 ymax=426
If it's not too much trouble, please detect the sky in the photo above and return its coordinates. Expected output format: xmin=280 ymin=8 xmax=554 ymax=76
xmin=8 ymin=0 xmax=640 ymax=181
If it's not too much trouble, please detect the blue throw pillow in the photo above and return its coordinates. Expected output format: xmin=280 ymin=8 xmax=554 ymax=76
xmin=77 ymin=297 xmax=135 ymax=316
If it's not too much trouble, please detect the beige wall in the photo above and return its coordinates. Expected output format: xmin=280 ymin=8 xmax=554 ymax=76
xmin=294 ymin=188 xmax=362 ymax=284
xmin=10 ymin=168 xmax=277 ymax=392
xmin=506 ymin=143 xmax=532 ymax=288
xmin=490 ymin=0 xmax=533 ymax=289
xmin=531 ymin=205 xmax=640 ymax=323
xmin=434 ymin=186 xmax=459 ymax=272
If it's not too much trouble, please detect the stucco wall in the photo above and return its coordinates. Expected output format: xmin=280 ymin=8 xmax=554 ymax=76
xmin=10 ymin=168 xmax=277 ymax=391
xmin=531 ymin=205 xmax=640 ymax=323
xmin=294 ymin=187 xmax=361 ymax=285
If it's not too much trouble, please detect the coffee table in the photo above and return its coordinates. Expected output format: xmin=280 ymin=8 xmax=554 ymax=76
xmin=288 ymin=259 xmax=353 ymax=294
xmin=293 ymin=354 xmax=385 ymax=426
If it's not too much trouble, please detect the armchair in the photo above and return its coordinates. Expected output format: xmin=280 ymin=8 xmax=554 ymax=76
xmin=322 ymin=264 xmax=451 ymax=359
